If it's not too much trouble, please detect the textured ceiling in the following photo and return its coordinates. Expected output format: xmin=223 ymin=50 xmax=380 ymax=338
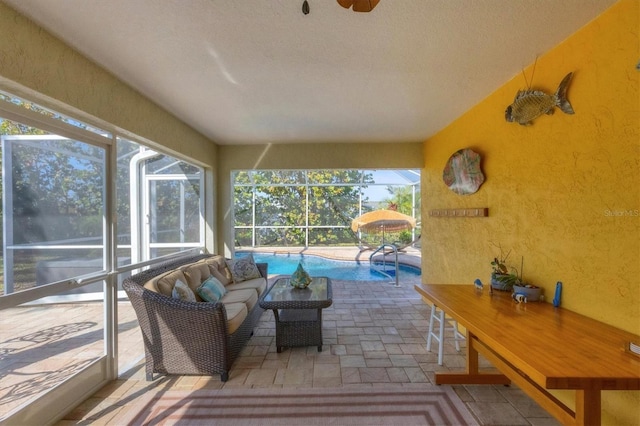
xmin=5 ymin=0 xmax=616 ymax=145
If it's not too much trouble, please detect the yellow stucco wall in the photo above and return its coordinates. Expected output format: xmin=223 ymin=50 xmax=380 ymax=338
xmin=422 ymin=1 xmax=639 ymax=423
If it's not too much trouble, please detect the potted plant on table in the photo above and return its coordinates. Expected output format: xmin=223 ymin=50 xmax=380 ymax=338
xmin=490 ymin=250 xmax=542 ymax=301
xmin=490 ymin=247 xmax=515 ymax=291
xmin=510 ymin=257 xmax=542 ymax=301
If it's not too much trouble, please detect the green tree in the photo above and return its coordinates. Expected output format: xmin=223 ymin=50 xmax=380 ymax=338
xmin=1 ymin=112 xmax=48 ymax=235
xmin=2 ymin=107 xmax=105 ymax=245
xmin=233 ymin=170 xmax=373 ymax=247
xmin=1 ymin=97 xmax=205 ymax=291
xmin=382 ymin=185 xmax=419 ymax=216
xmin=9 ymin=138 xmax=105 ymax=242
xmin=382 ymin=185 xmax=421 ymax=245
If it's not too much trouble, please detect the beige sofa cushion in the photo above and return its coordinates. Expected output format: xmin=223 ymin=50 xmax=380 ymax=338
xmin=203 ymin=255 xmax=232 ymax=285
xmin=148 ymin=269 xmax=189 ymax=298
xmin=224 ymin=302 xmax=248 ymax=334
xmin=180 ymin=261 xmax=211 ymax=286
xmin=226 ymin=277 xmax=267 ymax=298
xmin=137 ymin=255 xmax=266 ymax=337
xmin=181 ymin=261 xmax=211 ymax=288
xmin=144 ymin=264 xmax=209 ymax=302
xmin=220 ymin=288 xmax=258 ymax=311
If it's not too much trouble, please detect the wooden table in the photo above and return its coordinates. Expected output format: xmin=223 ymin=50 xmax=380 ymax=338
xmin=259 ymin=277 xmax=332 ymax=353
xmin=414 ymin=284 xmax=640 ymax=425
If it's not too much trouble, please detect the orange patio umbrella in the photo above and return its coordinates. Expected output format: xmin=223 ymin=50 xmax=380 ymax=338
xmin=351 ymin=210 xmax=417 ymax=245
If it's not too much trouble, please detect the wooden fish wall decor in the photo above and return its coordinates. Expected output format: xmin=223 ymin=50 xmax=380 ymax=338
xmin=505 ymin=72 xmax=575 ymax=126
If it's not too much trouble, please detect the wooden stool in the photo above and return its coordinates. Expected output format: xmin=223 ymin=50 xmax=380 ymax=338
xmin=426 ymin=304 xmax=465 ymax=365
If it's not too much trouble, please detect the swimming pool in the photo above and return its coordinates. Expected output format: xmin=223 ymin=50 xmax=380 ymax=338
xmin=237 ymin=252 xmax=421 ymax=281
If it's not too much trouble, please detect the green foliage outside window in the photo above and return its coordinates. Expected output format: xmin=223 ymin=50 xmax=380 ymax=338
xmin=233 ymin=169 xmax=419 ymax=248
xmin=0 ymin=95 xmax=204 ymax=293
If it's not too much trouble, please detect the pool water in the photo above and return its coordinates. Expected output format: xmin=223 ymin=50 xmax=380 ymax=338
xmin=237 ymin=252 xmax=421 ymax=281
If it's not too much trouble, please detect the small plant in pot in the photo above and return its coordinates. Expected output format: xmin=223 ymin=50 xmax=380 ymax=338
xmin=510 ymin=257 xmax=542 ymax=302
xmin=492 ymin=268 xmax=520 ymax=291
xmin=513 ymin=281 xmax=542 ymax=302
xmin=491 ymin=252 xmax=543 ymax=301
xmin=490 ymin=246 xmax=514 ymax=291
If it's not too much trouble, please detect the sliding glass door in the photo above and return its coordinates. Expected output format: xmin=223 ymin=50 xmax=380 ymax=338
xmin=0 ymin=92 xmax=207 ymax=424
xmin=0 ymin=112 xmax=112 ymax=423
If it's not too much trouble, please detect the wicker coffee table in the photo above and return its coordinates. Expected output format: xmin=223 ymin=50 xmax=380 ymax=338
xmin=259 ymin=277 xmax=332 ymax=353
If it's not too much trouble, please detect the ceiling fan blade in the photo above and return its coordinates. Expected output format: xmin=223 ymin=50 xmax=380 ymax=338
xmin=337 ymin=0 xmax=380 ymax=12
xmin=337 ymin=0 xmax=354 ymax=9
xmin=353 ymin=0 xmax=379 ymax=12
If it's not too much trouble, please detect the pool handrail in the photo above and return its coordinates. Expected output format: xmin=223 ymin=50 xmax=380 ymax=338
xmin=369 ymin=244 xmax=400 ymax=287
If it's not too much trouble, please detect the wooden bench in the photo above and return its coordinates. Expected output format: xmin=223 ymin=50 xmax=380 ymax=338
xmin=414 ymin=283 xmax=640 ymax=425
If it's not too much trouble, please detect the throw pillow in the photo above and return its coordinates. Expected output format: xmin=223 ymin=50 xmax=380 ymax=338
xmin=197 ymin=276 xmax=227 ymax=302
xmin=226 ymin=253 xmax=261 ymax=283
xmin=172 ymin=279 xmax=196 ymax=302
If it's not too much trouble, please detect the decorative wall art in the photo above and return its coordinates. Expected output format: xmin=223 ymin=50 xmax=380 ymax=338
xmin=442 ymin=148 xmax=485 ymax=195
xmin=505 ymin=72 xmax=575 ymax=125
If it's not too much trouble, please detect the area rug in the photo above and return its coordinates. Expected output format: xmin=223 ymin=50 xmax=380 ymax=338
xmin=120 ymin=385 xmax=478 ymax=425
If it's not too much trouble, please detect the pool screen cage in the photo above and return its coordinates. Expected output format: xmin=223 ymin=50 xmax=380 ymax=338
xmin=1 ymin=135 xmax=204 ymax=297
xmin=232 ymin=169 xmax=420 ymax=249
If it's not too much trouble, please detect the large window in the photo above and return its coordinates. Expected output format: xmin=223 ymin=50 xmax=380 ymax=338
xmin=116 ymin=138 xmax=204 ymax=266
xmin=1 ymin=134 xmax=106 ymax=294
xmin=233 ymin=169 xmax=420 ymax=248
xmin=0 ymin=91 xmax=206 ymax=422
xmin=0 ymin=133 xmax=205 ymax=297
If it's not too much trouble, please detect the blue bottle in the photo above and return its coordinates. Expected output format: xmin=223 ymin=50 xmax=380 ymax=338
xmin=553 ymin=281 xmax=562 ymax=307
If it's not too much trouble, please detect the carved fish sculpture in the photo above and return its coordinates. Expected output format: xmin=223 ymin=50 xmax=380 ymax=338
xmin=505 ymin=72 xmax=574 ymax=125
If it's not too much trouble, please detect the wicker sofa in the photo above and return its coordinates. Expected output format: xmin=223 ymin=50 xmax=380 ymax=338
xmin=122 ymin=253 xmax=268 ymax=382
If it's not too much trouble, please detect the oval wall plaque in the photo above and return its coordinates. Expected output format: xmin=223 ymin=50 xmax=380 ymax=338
xmin=442 ymin=148 xmax=485 ymax=195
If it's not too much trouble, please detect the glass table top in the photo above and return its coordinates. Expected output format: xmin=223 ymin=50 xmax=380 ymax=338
xmin=261 ymin=277 xmax=331 ymax=305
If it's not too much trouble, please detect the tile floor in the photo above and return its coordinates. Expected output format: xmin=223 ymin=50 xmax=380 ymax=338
xmin=55 ymin=277 xmax=560 ymax=425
